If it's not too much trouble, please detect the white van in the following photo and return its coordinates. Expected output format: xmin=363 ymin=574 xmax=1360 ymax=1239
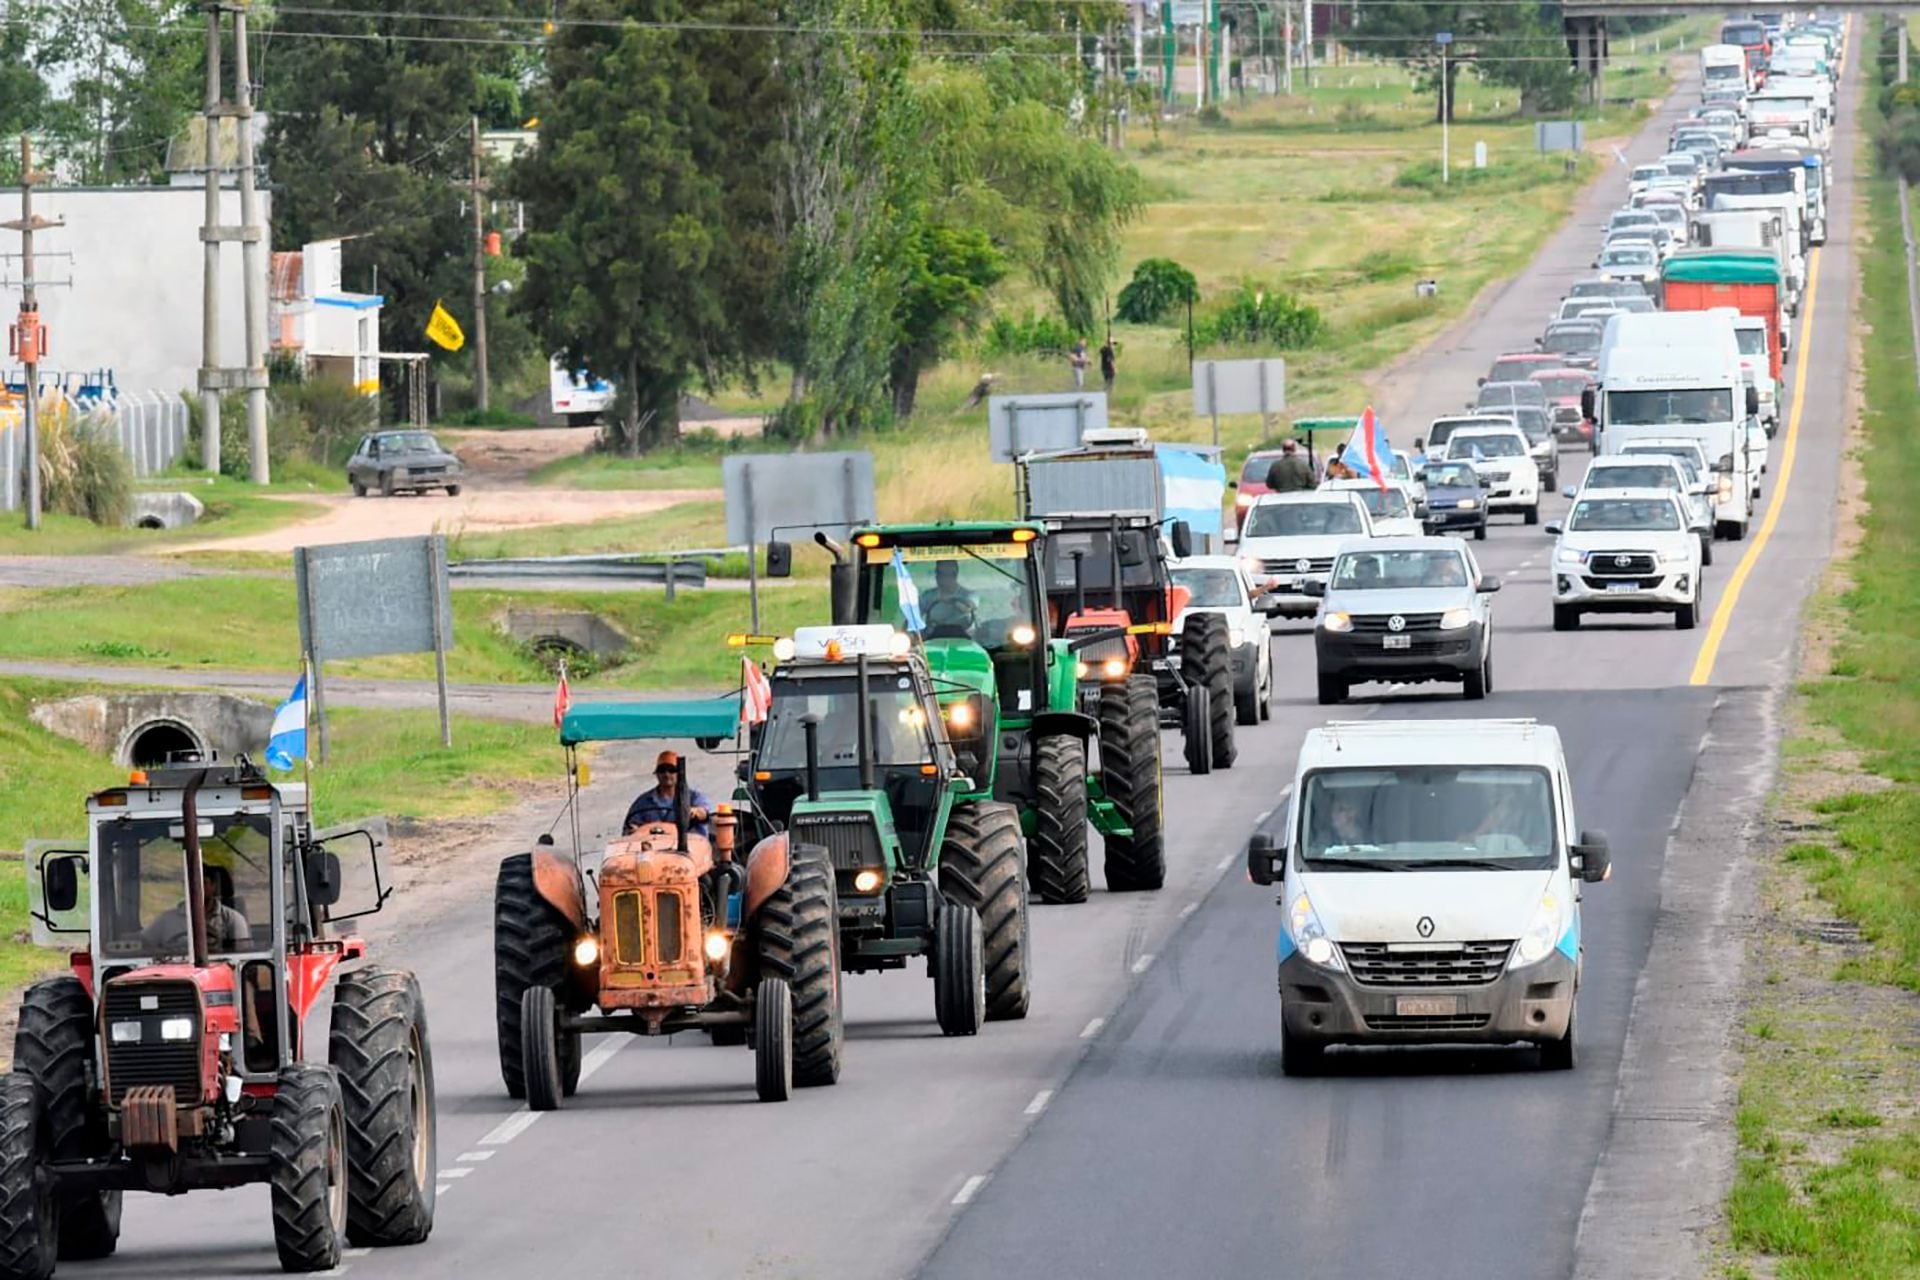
xmin=1249 ymin=718 xmax=1610 ymax=1074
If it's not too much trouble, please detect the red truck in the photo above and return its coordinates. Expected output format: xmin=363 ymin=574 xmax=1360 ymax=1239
xmin=1659 ymin=248 xmax=1784 ymax=382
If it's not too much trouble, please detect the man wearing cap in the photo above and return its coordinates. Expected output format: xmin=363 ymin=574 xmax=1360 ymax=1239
xmin=624 ymin=750 xmax=714 ymax=840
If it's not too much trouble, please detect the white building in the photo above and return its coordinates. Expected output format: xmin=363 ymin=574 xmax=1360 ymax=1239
xmin=269 ymin=239 xmax=383 ymax=394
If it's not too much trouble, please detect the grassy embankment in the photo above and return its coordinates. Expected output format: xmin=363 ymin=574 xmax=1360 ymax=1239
xmin=1722 ymin=27 xmax=1920 ymax=1277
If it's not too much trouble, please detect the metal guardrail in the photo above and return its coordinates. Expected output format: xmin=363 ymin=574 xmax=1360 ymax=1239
xmin=447 ymin=546 xmax=746 ymax=599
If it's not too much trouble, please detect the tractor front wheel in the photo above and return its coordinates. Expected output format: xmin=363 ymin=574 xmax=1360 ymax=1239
xmin=1028 ymin=735 xmax=1090 ymax=905
xmin=493 ymin=854 xmax=579 ymax=1100
xmin=1182 ymin=684 xmax=1213 ymax=776
xmin=13 ymin=977 xmax=118 ymax=1260
xmin=1183 ymin=612 xmax=1238 ymax=769
xmin=519 ymin=987 xmax=566 ymax=1113
xmin=756 ymin=847 xmax=843 ymax=1088
xmin=753 ymin=977 xmax=794 ymax=1102
xmin=329 ymin=968 xmax=436 ymax=1247
xmin=0 ymin=1076 xmax=56 ymax=1280
xmin=932 ymin=902 xmax=985 ymax=1037
xmin=1100 ymin=675 xmax=1167 ymax=892
xmin=268 ymin=1065 xmax=348 ymax=1274
xmin=941 ymin=802 xmax=1031 ymax=1022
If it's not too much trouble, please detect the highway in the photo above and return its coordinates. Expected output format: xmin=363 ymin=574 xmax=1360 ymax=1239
xmin=69 ymin=41 xmax=1857 ymax=1280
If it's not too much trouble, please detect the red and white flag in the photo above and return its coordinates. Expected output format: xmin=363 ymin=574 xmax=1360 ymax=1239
xmin=741 ymin=657 xmax=772 ymax=726
xmin=552 ymin=664 xmax=571 ymax=730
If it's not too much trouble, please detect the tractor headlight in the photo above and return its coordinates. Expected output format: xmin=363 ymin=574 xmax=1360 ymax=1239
xmin=852 ymin=869 xmax=884 ymax=894
xmin=110 ymin=1020 xmax=142 ymax=1045
xmin=159 ymin=1017 xmax=194 ymax=1043
xmin=1320 ymin=611 xmax=1353 ymax=633
xmin=1009 ymin=624 xmax=1036 ymax=647
xmin=1513 ymin=891 xmax=1568 ymax=968
xmin=948 ymin=701 xmax=974 ymax=730
xmin=1439 ymin=607 xmax=1474 ymax=630
xmin=1075 ymin=660 xmax=1090 ymax=679
xmin=573 ymin=935 xmax=600 ymax=967
xmin=703 ymin=930 xmax=731 ymax=962
xmin=1101 ymin=657 xmax=1128 ymax=680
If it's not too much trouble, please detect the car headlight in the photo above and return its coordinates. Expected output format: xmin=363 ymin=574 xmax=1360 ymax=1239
xmin=1439 ymin=607 xmax=1474 ymax=630
xmin=1287 ymin=893 xmax=1343 ymax=971
xmin=1716 ymin=477 xmax=1735 ymax=502
xmin=1456 ymin=498 xmax=1479 ymax=510
xmin=1236 ymin=493 xmax=1253 ymax=508
xmin=1228 ymin=626 xmax=1245 ymax=647
xmin=1556 ymin=546 xmax=1588 ymax=567
xmin=160 ymin=1016 xmax=195 ymax=1043
xmin=1512 ymin=889 xmax=1570 ymax=968
xmin=1320 ymin=611 xmax=1353 ymax=633
xmin=1657 ymin=549 xmax=1689 ymax=565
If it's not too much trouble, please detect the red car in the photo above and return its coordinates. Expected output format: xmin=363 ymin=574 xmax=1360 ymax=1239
xmin=1483 ymin=351 xmax=1563 ymax=387
xmin=1530 ymin=366 xmax=1597 ymax=447
xmin=1232 ymin=449 xmax=1286 ymax=533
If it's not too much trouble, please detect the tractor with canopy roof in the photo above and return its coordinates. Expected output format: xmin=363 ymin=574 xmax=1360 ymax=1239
xmin=492 ymin=696 xmax=842 ymax=1106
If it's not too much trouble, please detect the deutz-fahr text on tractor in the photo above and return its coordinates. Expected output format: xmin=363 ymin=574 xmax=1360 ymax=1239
xmin=5 ymin=760 xmax=434 ymax=1277
xmin=741 ymin=624 xmax=1030 ymax=1033
xmin=494 ymin=698 xmax=843 ymax=1107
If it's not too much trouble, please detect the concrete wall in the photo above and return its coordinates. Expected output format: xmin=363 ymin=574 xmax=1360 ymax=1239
xmin=31 ymin=692 xmax=274 ymax=767
xmin=0 ymin=187 xmax=270 ymax=396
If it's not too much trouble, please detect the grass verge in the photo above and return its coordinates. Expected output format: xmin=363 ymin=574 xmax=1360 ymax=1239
xmin=1721 ymin=37 xmax=1920 ymax=1278
xmin=0 ymin=473 xmax=331 ymax=558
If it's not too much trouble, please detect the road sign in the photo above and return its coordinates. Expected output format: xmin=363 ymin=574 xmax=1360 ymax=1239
xmin=988 ymin=393 xmax=1110 ymax=463
xmin=722 ymin=451 xmax=875 ymax=546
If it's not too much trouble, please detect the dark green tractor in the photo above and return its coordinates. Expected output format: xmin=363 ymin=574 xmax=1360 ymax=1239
xmin=744 ymin=625 xmax=1027 ymax=1033
xmin=814 ymin=522 xmax=1166 ymax=905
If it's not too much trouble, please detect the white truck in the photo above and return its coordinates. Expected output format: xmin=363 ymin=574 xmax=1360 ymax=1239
xmin=1701 ymin=188 xmax=1806 ymax=307
xmin=1593 ymin=311 xmax=1758 ymax=541
xmin=549 ymin=360 xmax=617 ymax=427
xmin=1700 ymin=43 xmax=1751 ymax=93
xmin=1746 ymin=88 xmax=1825 ymax=152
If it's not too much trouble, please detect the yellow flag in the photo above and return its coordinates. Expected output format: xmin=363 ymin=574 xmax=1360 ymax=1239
xmin=425 ymin=301 xmax=465 ymax=352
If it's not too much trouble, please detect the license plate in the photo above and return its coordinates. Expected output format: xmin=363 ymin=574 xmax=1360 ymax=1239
xmin=1607 ymin=581 xmax=1639 ymax=593
xmin=1396 ymin=996 xmax=1460 ymax=1017
xmin=1382 ymin=635 xmax=1412 ymax=650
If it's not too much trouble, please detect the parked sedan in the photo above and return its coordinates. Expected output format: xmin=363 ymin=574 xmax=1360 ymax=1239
xmin=347 ymin=430 xmax=464 ymax=497
xmin=1309 ymin=537 xmax=1501 ymax=704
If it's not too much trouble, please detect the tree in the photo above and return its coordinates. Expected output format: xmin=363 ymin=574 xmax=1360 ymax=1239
xmin=1476 ymin=5 xmax=1584 ymax=115
xmin=1353 ymin=3 xmax=1474 ymax=123
xmin=509 ymin=0 xmax=783 ymax=448
xmin=889 ymin=223 xmax=1007 ymax=417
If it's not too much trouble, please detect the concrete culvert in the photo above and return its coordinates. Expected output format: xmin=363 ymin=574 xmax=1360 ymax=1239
xmin=127 ymin=720 xmax=205 ymax=768
xmin=136 ymin=515 xmax=166 ymax=530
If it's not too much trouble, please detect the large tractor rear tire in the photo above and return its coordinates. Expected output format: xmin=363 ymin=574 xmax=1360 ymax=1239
xmin=941 ymin=802 xmax=1032 ymax=1022
xmin=1183 ymin=613 xmax=1238 ymax=770
xmin=753 ymin=977 xmax=794 ymax=1102
xmin=756 ymin=847 xmax=844 ymax=1089
xmin=932 ymin=902 xmax=985 ymax=1037
xmin=1100 ymin=675 xmax=1167 ymax=893
xmin=1028 ymin=735 xmax=1090 ymax=905
xmin=493 ymin=854 xmax=580 ymax=1101
xmin=329 ymin=968 xmax=436 ymax=1247
xmin=13 ymin=977 xmax=118 ymax=1260
xmin=0 ymin=1075 xmax=56 ymax=1280
xmin=268 ymin=1064 xmax=349 ymax=1274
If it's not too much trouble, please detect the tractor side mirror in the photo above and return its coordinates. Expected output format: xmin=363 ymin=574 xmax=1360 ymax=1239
xmin=1573 ymin=830 xmax=1612 ymax=883
xmin=1170 ymin=520 xmax=1194 ymax=559
xmin=307 ymin=825 xmax=387 ymax=921
xmin=44 ymin=855 xmax=79 ymax=913
xmin=765 ymin=540 xmax=793 ymax=579
xmin=306 ymin=850 xmax=344 ymax=907
xmin=1246 ymin=831 xmax=1280 ymax=886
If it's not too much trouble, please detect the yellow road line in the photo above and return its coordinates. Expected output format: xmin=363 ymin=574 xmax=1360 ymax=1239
xmin=1688 ymin=244 xmax=1823 ymax=686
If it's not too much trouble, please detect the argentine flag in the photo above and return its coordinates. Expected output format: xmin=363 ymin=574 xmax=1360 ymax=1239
xmin=265 ymin=675 xmax=308 ymax=772
xmin=1340 ymin=405 xmax=1399 ymax=491
xmin=891 ymin=548 xmax=926 ymax=634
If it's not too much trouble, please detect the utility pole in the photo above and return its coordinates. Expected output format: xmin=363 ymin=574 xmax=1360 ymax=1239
xmin=5 ymin=134 xmax=59 ymax=530
xmin=468 ymin=116 xmax=490 ymax=414
xmin=1902 ymin=19 xmax=1910 ymax=84
xmin=1283 ymin=0 xmax=1294 ymax=94
xmin=197 ymin=1 xmax=270 ymax=482
xmin=1437 ymin=32 xmax=1454 ymax=185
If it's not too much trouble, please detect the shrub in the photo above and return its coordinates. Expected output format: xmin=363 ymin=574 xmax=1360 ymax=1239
xmin=980 ymin=310 xmax=1075 ymax=358
xmin=1197 ymin=283 xmax=1324 ymax=349
xmin=1115 ymin=258 xmax=1200 ymax=325
xmin=274 ymin=377 xmax=378 ymax=464
xmin=38 ymin=408 xmax=132 ymax=526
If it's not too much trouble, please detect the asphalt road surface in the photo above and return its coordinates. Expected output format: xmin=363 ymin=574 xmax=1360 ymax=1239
xmin=66 ymin=48 xmax=1858 ymax=1280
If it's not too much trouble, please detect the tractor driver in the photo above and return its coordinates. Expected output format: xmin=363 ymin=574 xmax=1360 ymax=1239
xmin=922 ymin=560 xmax=978 ymax=635
xmin=624 ymin=750 xmax=714 ymax=840
xmin=142 ymin=867 xmax=253 ymax=955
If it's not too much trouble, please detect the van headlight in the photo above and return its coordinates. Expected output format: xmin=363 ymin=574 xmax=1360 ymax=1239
xmin=1512 ymin=890 xmax=1570 ymax=968
xmin=1287 ymin=893 xmax=1343 ymax=971
xmin=1320 ymin=611 xmax=1353 ymax=633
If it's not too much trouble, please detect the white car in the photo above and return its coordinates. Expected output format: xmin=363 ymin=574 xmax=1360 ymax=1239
xmin=1547 ymin=489 xmax=1704 ymax=630
xmin=1171 ymin=554 xmax=1274 ymax=726
xmin=1628 ymin=163 xmax=1668 ymax=198
xmin=1443 ymin=426 xmax=1542 ymax=525
xmin=1595 ymin=242 xmax=1661 ymax=284
xmin=1237 ymin=491 xmax=1377 ymax=619
xmin=1563 ymin=452 xmax=1715 ymax=565
xmin=1321 ymin=477 xmax=1424 ymax=537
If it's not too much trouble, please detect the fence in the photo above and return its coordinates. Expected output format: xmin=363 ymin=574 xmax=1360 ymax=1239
xmin=0 ymin=391 xmax=191 ymax=512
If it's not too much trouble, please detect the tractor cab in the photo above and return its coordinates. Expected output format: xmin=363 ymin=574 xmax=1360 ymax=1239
xmin=1040 ymin=514 xmax=1191 ymax=713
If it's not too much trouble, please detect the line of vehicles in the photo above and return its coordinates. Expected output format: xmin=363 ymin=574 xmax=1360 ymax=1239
xmin=0 ymin=15 xmax=1844 ymax=1277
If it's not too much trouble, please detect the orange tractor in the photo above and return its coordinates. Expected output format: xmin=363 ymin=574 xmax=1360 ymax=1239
xmin=4 ymin=760 xmax=434 ymax=1276
xmin=494 ymin=698 xmax=843 ymax=1106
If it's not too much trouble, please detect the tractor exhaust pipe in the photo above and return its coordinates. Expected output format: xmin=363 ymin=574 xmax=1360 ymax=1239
xmin=675 ymin=759 xmax=691 ymax=853
xmin=1071 ymin=548 xmax=1087 ymax=620
xmin=816 ymin=531 xmax=857 ymax=625
xmin=855 ymin=654 xmax=875 ymax=794
xmin=180 ymin=769 xmax=212 ymax=968
xmin=802 ymin=715 xmax=822 ymax=803
xmin=1108 ymin=514 xmax=1125 ymax=610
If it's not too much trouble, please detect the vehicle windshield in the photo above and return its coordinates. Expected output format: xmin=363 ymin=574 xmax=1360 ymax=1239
xmin=1568 ymin=497 xmax=1682 ymax=532
xmin=1647 ymin=206 xmax=1687 ymax=227
xmin=1510 ymin=408 xmax=1552 ymax=442
xmin=1569 ymin=281 xmax=1638 ymax=300
xmin=1735 ymin=328 xmax=1767 ymax=356
xmin=1427 ymin=418 xmax=1509 ymax=450
xmin=1240 ymin=454 xmax=1279 ymax=484
xmin=1631 ymin=166 xmax=1665 ymax=182
xmin=1609 ymin=214 xmax=1655 ymax=230
xmin=1624 ymin=445 xmax=1706 ymax=473
xmin=1535 ymin=375 xmax=1587 ymax=398
xmin=1339 ymin=487 xmax=1411 ymax=519
xmin=96 ymin=812 xmax=273 ymax=959
xmin=1489 ymin=357 xmax=1545 ymax=382
xmin=1543 ymin=328 xmax=1603 ymax=356
xmin=867 ymin=542 xmax=1039 ymax=649
xmin=1607 ymin=388 xmax=1735 ymax=425
xmin=1243 ymin=501 xmax=1363 ymax=538
xmin=1587 ymin=464 xmax=1678 ymax=490
xmin=1330 ymin=549 xmax=1468 ymax=591
xmin=1423 ymin=462 xmax=1478 ymax=489
xmin=1173 ymin=567 xmax=1243 ymax=608
xmin=1602 ymin=247 xmax=1656 ymax=267
xmin=1448 ymin=434 xmax=1525 ymax=460
xmin=1299 ymin=767 xmax=1555 ymax=870
xmin=375 ymin=432 xmax=441 ymax=455
xmin=757 ymin=674 xmax=934 ymax=770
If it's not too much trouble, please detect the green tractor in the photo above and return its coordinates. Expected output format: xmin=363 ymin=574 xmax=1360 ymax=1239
xmin=741 ymin=624 xmax=1028 ymax=1033
xmin=812 ymin=522 xmax=1166 ymax=905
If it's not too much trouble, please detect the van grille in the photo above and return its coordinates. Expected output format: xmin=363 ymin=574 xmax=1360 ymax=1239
xmin=1339 ymin=940 xmax=1513 ymax=987
xmin=1363 ymin=1013 xmax=1493 ymax=1032
xmin=792 ymin=814 xmax=883 ymax=873
xmin=102 ymin=981 xmax=201 ymax=1105
xmin=1261 ymin=556 xmax=1334 ymax=577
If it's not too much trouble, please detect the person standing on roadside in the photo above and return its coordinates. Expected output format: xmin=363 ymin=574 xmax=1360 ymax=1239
xmin=1100 ymin=338 xmax=1118 ymax=393
xmin=1069 ymin=338 xmax=1090 ymax=390
xmin=1264 ymin=439 xmax=1316 ymax=493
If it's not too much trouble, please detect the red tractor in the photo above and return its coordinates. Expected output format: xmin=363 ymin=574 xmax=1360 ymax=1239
xmin=2 ymin=761 xmax=435 ymax=1276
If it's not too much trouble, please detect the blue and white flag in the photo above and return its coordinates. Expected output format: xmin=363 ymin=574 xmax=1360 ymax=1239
xmin=265 ymin=674 xmax=308 ymax=772
xmin=891 ymin=548 xmax=926 ymax=634
xmin=1339 ymin=406 xmax=1399 ymax=491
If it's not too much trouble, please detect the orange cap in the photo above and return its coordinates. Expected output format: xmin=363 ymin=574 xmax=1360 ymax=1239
xmin=655 ymin=750 xmax=680 ymax=770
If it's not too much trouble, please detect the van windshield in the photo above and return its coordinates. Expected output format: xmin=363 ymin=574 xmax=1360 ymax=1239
xmin=1243 ymin=502 xmax=1363 ymax=538
xmin=1299 ymin=767 xmax=1555 ymax=870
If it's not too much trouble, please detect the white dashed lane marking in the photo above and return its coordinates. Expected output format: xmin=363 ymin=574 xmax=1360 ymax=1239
xmin=478 ymin=1109 xmax=542 ymax=1147
xmin=456 ymin=1150 xmax=496 ymax=1163
xmin=1080 ymin=1017 xmax=1106 ymax=1039
xmin=952 ymin=1175 xmax=990 ymax=1206
xmin=1130 ymin=953 xmax=1156 ymax=975
xmin=438 ymin=1167 xmax=473 ymax=1179
xmin=1024 ymin=1090 xmax=1054 ymax=1117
